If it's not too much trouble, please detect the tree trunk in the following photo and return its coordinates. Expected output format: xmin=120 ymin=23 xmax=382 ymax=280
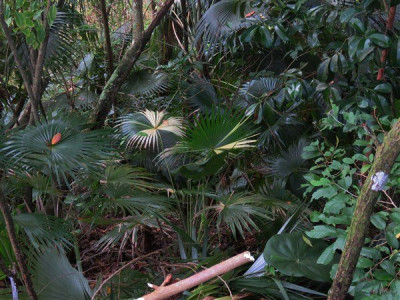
xmin=181 ymin=0 xmax=189 ymax=52
xmin=133 ymin=0 xmax=144 ymax=42
xmin=328 ymin=120 xmax=400 ymax=299
xmin=0 ymin=0 xmax=52 ymax=125
xmin=0 ymin=187 xmax=38 ymax=300
xmin=99 ymin=0 xmax=114 ymax=78
xmin=91 ymin=0 xmax=174 ymax=127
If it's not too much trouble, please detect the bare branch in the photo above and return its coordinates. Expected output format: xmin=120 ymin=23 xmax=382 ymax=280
xmin=139 ymin=251 xmax=255 ymax=300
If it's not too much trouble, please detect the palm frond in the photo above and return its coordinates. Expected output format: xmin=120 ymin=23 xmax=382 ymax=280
xmin=116 ymin=110 xmax=184 ymax=151
xmin=239 ymin=77 xmax=281 ymax=104
xmin=3 ymin=119 xmax=109 ymax=186
xmin=32 ymin=248 xmax=92 ymax=300
xmin=264 ymin=138 xmax=308 ymax=179
xmin=85 ymin=193 xmax=171 ymax=217
xmin=205 ymin=192 xmax=269 ymax=239
xmin=185 ymin=76 xmax=219 ymax=112
xmin=195 ymin=0 xmax=252 ymax=56
xmin=121 ymin=70 xmax=169 ymax=97
xmin=162 ymin=109 xmax=257 ymax=159
xmin=13 ymin=213 xmax=72 ymax=251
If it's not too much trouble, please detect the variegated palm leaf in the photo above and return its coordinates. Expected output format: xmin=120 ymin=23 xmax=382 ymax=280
xmin=116 ymin=110 xmax=184 ymax=151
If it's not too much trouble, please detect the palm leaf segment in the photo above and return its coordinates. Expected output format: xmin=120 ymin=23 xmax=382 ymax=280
xmin=3 ymin=119 xmax=108 ymax=184
xmin=116 ymin=110 xmax=184 ymax=151
xmin=195 ymin=0 xmax=256 ymax=56
xmin=121 ymin=69 xmax=169 ymax=97
xmin=206 ymin=192 xmax=268 ymax=239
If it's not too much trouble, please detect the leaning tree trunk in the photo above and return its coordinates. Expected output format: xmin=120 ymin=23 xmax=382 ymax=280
xmin=328 ymin=119 xmax=400 ymax=299
xmin=91 ymin=0 xmax=174 ymax=127
xmin=132 ymin=0 xmax=144 ymax=42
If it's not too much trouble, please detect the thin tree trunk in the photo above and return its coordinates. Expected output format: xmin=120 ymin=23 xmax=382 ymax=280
xmin=0 ymin=0 xmax=52 ymax=125
xmin=133 ymin=0 xmax=144 ymax=42
xmin=0 ymin=187 xmax=38 ymax=300
xmin=91 ymin=0 xmax=174 ymax=126
xmin=377 ymin=5 xmax=397 ymax=81
xmin=328 ymin=120 xmax=400 ymax=300
xmin=151 ymin=0 xmax=157 ymax=17
xmin=99 ymin=0 xmax=114 ymax=78
xmin=31 ymin=0 xmax=51 ymax=121
xmin=181 ymin=0 xmax=189 ymax=52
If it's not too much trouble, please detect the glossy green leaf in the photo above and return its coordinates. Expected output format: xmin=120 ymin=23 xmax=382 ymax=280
xmin=274 ymin=24 xmax=289 ymax=43
xmin=264 ymin=232 xmax=337 ymax=282
xmin=369 ymin=33 xmax=390 ymax=48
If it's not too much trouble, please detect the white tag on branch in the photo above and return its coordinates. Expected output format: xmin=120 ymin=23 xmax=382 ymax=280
xmin=371 ymin=171 xmax=388 ymax=191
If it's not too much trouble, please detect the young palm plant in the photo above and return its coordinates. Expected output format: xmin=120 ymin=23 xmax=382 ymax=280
xmin=160 ymin=109 xmax=258 ymax=180
xmin=2 ymin=119 xmax=109 ymax=186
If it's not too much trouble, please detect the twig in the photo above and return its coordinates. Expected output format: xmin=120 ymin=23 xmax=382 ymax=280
xmin=90 ymin=250 xmax=162 ymax=300
xmin=377 ymin=5 xmax=397 ymax=81
xmin=139 ymin=251 xmax=254 ymax=300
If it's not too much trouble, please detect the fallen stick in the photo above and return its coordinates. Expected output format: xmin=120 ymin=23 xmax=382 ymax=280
xmin=138 ymin=251 xmax=255 ymax=300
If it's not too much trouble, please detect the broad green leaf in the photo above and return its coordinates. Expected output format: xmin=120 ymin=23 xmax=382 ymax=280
xmin=48 ymin=5 xmax=57 ymax=26
xmin=259 ymin=26 xmax=273 ymax=48
xmin=349 ymin=18 xmax=365 ymax=33
xmin=390 ymin=38 xmax=400 ymax=66
xmin=386 ymin=231 xmax=399 ymax=248
xmin=374 ymin=83 xmax=392 ymax=94
xmin=372 ymin=269 xmax=392 ymax=281
xmin=340 ymin=7 xmax=358 ymax=23
xmin=306 ymin=225 xmax=339 ymax=239
xmin=371 ymin=214 xmax=386 ymax=230
xmin=317 ymin=59 xmax=330 ymax=81
xmin=15 ymin=12 xmax=25 ymax=28
xmin=274 ymin=24 xmax=289 ymax=43
xmin=369 ymin=33 xmax=390 ymax=48
xmin=312 ymin=186 xmax=337 ymax=200
xmin=356 ymin=257 xmax=374 ymax=268
xmin=264 ymin=232 xmax=337 ymax=282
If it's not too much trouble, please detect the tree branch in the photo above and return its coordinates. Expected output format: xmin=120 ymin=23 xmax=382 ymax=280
xmin=91 ymin=0 xmax=174 ymax=127
xmin=31 ymin=0 xmax=52 ymax=123
xmin=0 ymin=0 xmax=38 ymax=122
xmin=90 ymin=250 xmax=162 ymax=300
xmin=139 ymin=251 xmax=255 ymax=300
xmin=328 ymin=120 xmax=400 ymax=299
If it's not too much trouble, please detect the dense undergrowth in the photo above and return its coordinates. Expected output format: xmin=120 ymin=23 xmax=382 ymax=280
xmin=0 ymin=0 xmax=400 ymax=299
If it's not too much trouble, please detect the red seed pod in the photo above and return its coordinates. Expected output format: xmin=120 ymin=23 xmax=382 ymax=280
xmin=51 ymin=133 xmax=62 ymax=145
xmin=245 ymin=11 xmax=256 ymax=18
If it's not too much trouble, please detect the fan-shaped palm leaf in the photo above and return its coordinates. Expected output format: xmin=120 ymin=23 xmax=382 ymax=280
xmin=3 ymin=119 xmax=109 ymax=185
xmin=263 ymin=138 xmax=309 ymax=196
xmin=264 ymin=138 xmax=308 ymax=179
xmin=163 ymin=109 xmax=257 ymax=158
xmin=204 ymin=192 xmax=268 ymax=239
xmin=239 ymin=77 xmax=281 ymax=104
xmin=13 ymin=213 xmax=72 ymax=251
xmin=116 ymin=110 xmax=184 ymax=151
xmin=186 ymin=76 xmax=219 ymax=112
xmin=121 ymin=70 xmax=169 ymax=97
xmin=86 ymin=193 xmax=171 ymax=217
xmin=195 ymin=0 xmax=252 ymax=56
xmin=32 ymin=248 xmax=92 ymax=300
